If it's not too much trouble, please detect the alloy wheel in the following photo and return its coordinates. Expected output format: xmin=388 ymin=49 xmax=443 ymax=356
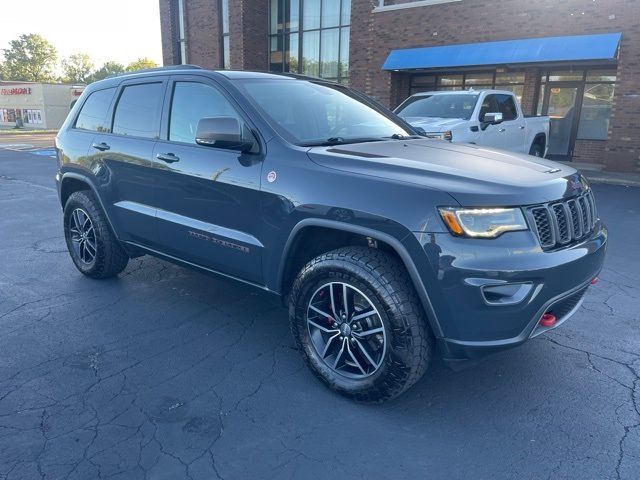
xmin=69 ymin=208 xmax=97 ymax=265
xmin=306 ymin=282 xmax=386 ymax=379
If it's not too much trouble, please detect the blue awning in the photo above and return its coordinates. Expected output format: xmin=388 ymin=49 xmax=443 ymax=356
xmin=382 ymin=33 xmax=621 ymax=71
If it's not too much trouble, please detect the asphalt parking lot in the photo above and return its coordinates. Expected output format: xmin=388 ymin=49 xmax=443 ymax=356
xmin=0 ymin=135 xmax=639 ymax=480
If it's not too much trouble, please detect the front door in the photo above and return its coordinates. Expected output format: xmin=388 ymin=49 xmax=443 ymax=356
xmin=152 ymin=76 xmax=264 ymax=284
xmin=543 ymin=85 xmax=582 ymax=160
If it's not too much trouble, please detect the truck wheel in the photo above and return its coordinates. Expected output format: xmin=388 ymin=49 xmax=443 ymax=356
xmin=63 ymin=190 xmax=129 ymax=279
xmin=529 ymin=141 xmax=544 ymax=157
xmin=289 ymin=246 xmax=433 ymax=402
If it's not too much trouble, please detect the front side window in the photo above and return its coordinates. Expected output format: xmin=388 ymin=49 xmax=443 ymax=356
xmin=112 ymin=83 xmax=164 ymax=139
xmin=238 ymin=79 xmax=411 ymax=145
xmin=396 ymin=94 xmax=479 ymax=120
xmin=74 ymin=88 xmax=116 ymax=132
xmin=269 ymin=0 xmax=350 ymax=83
xmin=479 ymin=94 xmax=499 ymax=121
xmin=495 ymin=94 xmax=518 ymax=121
xmin=169 ymin=81 xmax=241 ymax=144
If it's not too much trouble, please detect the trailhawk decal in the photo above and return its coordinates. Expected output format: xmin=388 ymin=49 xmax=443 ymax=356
xmin=188 ymin=230 xmax=250 ymax=254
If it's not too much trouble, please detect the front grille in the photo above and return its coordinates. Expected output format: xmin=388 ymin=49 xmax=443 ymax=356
xmin=527 ymin=191 xmax=598 ymax=250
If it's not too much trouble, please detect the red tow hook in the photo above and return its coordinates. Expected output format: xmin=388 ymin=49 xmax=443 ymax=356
xmin=591 ymin=277 xmax=599 ymax=285
xmin=539 ymin=313 xmax=557 ymax=327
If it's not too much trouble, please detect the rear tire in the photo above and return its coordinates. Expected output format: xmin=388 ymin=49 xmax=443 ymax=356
xmin=529 ymin=140 xmax=545 ymax=157
xmin=289 ymin=246 xmax=433 ymax=402
xmin=63 ymin=190 xmax=129 ymax=279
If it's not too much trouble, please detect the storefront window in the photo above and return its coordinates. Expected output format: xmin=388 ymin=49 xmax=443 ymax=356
xmin=219 ymin=0 xmax=230 ymax=68
xmin=408 ymin=70 xmax=524 ymax=100
xmin=577 ymin=82 xmax=615 ymax=140
xmin=536 ymin=67 xmax=617 ymax=151
xmin=548 ymin=70 xmax=584 ymax=82
xmin=269 ymin=0 xmax=351 ymax=82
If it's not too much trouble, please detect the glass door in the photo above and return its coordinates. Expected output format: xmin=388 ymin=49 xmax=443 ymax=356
xmin=542 ymin=85 xmax=583 ymax=160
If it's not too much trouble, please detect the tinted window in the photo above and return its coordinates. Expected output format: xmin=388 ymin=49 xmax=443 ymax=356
xmin=169 ymin=82 xmax=241 ymax=144
xmin=74 ymin=88 xmax=115 ymax=132
xmin=496 ymin=94 xmax=518 ymax=121
xmin=112 ymin=83 xmax=163 ymax=139
xmin=479 ymin=94 xmax=499 ymax=122
xmin=396 ymin=94 xmax=479 ymax=120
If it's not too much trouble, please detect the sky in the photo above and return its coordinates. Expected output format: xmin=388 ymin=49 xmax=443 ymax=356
xmin=0 ymin=0 xmax=163 ymax=69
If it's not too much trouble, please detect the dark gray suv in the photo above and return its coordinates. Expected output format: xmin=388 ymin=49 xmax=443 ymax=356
xmin=55 ymin=66 xmax=607 ymax=402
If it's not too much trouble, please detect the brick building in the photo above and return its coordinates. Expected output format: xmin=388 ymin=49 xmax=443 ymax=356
xmin=159 ymin=0 xmax=640 ymax=172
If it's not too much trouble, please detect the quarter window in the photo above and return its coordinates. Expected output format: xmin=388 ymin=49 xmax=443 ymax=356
xmin=169 ymin=82 xmax=241 ymax=144
xmin=112 ymin=83 xmax=164 ymax=139
xmin=74 ymin=88 xmax=116 ymax=132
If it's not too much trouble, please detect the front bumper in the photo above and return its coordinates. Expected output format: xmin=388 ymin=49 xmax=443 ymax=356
xmin=410 ymin=221 xmax=607 ymax=361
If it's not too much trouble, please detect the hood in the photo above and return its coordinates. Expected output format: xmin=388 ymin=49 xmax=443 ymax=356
xmin=307 ymin=139 xmax=585 ymax=207
xmin=400 ymin=117 xmax=468 ymax=132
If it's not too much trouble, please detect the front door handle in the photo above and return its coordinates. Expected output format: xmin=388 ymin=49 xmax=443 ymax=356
xmin=498 ymin=128 xmax=506 ymax=132
xmin=519 ymin=125 xmax=525 ymax=129
xmin=92 ymin=142 xmax=110 ymax=151
xmin=156 ymin=152 xmax=180 ymax=163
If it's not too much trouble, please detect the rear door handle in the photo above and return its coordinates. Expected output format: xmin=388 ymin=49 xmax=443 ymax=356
xmin=156 ymin=152 xmax=180 ymax=163
xmin=92 ymin=142 xmax=110 ymax=151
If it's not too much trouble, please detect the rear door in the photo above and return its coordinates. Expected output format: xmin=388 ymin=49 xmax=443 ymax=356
xmin=58 ymin=86 xmax=117 ymax=181
xmin=151 ymin=75 xmax=264 ymax=283
xmin=495 ymin=94 xmax=526 ymax=153
xmin=88 ymin=77 xmax=167 ymax=247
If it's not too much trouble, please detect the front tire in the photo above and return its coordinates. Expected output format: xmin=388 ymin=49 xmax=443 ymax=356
xmin=63 ymin=190 xmax=129 ymax=279
xmin=289 ymin=247 xmax=433 ymax=402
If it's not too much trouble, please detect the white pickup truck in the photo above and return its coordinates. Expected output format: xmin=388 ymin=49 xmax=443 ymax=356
xmin=394 ymin=89 xmax=550 ymax=157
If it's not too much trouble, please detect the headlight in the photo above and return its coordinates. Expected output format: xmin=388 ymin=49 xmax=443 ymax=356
xmin=438 ymin=207 xmax=528 ymax=238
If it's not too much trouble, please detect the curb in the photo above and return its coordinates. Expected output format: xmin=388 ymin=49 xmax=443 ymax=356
xmin=582 ymin=174 xmax=640 ymax=188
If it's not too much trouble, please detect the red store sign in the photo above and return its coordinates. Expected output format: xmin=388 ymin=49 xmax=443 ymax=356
xmin=1 ymin=87 xmax=32 ymax=95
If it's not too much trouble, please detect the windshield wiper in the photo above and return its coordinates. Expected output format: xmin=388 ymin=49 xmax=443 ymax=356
xmin=302 ymin=137 xmax=387 ymax=147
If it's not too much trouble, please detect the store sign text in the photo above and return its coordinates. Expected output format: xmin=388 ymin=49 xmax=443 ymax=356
xmin=1 ymin=87 xmax=32 ymax=96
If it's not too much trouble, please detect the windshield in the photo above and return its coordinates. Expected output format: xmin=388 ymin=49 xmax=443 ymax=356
xmin=396 ymin=94 xmax=479 ymax=120
xmin=236 ymin=79 xmax=412 ymax=146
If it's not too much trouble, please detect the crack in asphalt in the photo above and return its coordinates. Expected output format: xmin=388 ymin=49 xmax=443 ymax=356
xmin=544 ymin=334 xmax=640 ymax=479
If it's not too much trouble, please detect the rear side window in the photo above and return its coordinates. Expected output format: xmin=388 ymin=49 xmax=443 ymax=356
xmin=74 ymin=88 xmax=116 ymax=132
xmin=496 ymin=94 xmax=518 ymax=121
xmin=169 ymin=82 xmax=241 ymax=144
xmin=112 ymin=83 xmax=164 ymax=139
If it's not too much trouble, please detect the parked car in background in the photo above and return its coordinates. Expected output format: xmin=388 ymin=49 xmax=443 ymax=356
xmin=55 ymin=68 xmax=605 ymax=402
xmin=395 ymin=89 xmax=550 ymax=157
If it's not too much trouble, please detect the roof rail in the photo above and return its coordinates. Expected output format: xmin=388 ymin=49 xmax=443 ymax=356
xmin=106 ymin=64 xmax=203 ymax=79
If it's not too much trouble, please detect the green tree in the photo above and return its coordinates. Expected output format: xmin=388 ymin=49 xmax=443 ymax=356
xmin=0 ymin=62 xmax=5 ymax=80
xmin=125 ymin=58 xmax=158 ymax=72
xmin=61 ymin=53 xmax=94 ymax=83
xmin=86 ymin=61 xmax=125 ymax=83
xmin=2 ymin=34 xmax=57 ymax=81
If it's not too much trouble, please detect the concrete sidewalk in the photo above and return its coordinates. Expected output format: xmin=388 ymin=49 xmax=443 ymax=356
xmin=559 ymin=161 xmax=640 ymax=188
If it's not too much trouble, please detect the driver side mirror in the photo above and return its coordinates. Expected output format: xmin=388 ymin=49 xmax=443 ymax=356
xmin=482 ymin=112 xmax=503 ymax=125
xmin=195 ymin=117 xmax=255 ymax=152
